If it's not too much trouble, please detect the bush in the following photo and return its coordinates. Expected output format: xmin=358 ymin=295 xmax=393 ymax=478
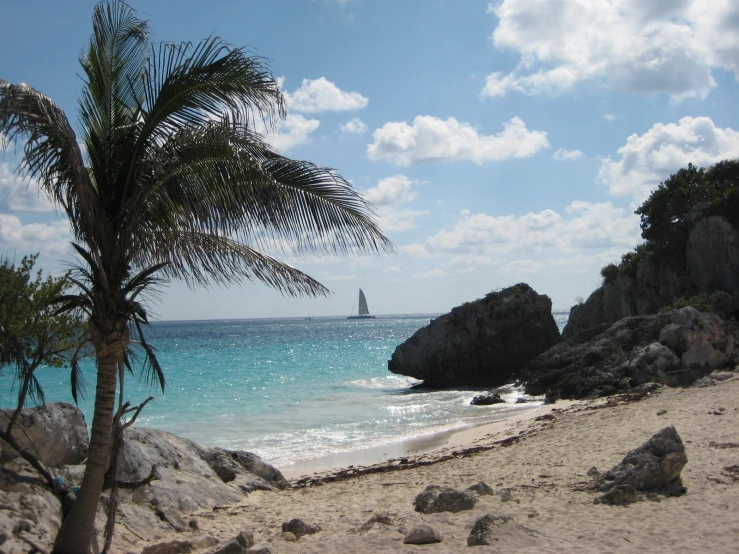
xmin=600 ymin=263 xmax=618 ymax=285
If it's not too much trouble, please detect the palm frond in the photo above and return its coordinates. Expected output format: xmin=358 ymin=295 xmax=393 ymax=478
xmin=133 ymin=319 xmax=164 ymax=392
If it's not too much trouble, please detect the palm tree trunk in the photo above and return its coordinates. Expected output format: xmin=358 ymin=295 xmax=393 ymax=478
xmin=52 ymin=335 xmax=122 ymax=554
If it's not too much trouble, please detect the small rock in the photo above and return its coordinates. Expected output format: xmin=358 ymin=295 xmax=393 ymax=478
xmin=499 ymin=489 xmax=513 ymax=502
xmin=357 ymin=512 xmax=394 ymax=533
xmin=594 ymin=484 xmax=639 ymax=505
xmin=403 ymin=524 xmax=443 ymax=545
xmin=709 ymin=371 xmax=734 ymax=381
xmin=236 ymin=531 xmax=255 ymax=549
xmin=657 ymin=409 xmax=667 ymax=416
xmin=471 ymin=393 xmax=506 ymax=406
xmin=281 ymin=518 xmax=321 ymax=539
xmin=414 ymin=485 xmax=478 ymax=513
xmin=467 ymin=514 xmax=512 ymax=546
xmin=515 ymin=398 xmax=528 ymax=404
xmin=188 ymin=519 xmax=199 ymax=531
xmin=12 ymin=519 xmax=33 ymax=534
xmin=586 ymin=467 xmax=600 ymax=478
xmin=466 ymin=481 xmax=495 ymax=496
xmin=213 ymin=540 xmax=245 ymax=554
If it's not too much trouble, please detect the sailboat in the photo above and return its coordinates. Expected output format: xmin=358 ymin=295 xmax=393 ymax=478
xmin=347 ymin=288 xmax=376 ymax=319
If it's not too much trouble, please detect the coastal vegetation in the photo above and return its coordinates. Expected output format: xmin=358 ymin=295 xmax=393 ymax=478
xmin=600 ymin=159 xmax=739 ymax=285
xmin=0 ymin=1 xmax=392 ymax=551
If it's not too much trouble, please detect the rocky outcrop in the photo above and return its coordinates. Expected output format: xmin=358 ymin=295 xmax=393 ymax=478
xmin=564 ymin=214 xmax=739 ymax=339
xmin=0 ymin=403 xmax=88 ymax=467
xmin=413 ymin=485 xmax=478 ymax=513
xmin=521 ymin=308 xmax=734 ymax=399
xmin=388 ymin=284 xmax=560 ymax=386
xmin=594 ymin=426 xmax=687 ymax=504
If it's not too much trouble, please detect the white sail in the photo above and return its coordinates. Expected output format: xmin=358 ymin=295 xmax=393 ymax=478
xmin=358 ymin=289 xmax=369 ymax=316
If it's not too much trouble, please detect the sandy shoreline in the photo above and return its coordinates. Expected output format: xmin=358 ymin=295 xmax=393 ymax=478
xmin=136 ymin=374 xmax=739 ymax=553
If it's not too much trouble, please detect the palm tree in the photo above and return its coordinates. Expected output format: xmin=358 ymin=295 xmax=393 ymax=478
xmin=0 ymin=2 xmax=392 ymax=552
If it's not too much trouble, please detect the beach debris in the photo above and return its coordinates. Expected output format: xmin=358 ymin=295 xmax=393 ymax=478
xmin=357 ymin=512 xmax=394 ymax=533
xmin=466 ymin=481 xmax=495 ymax=496
xmin=467 ymin=514 xmax=512 ymax=546
xmin=281 ymin=518 xmax=321 ymax=539
xmin=723 ymin=465 xmax=739 ymax=482
xmin=471 ymin=393 xmax=506 ymax=405
xmin=413 ymin=485 xmax=478 ymax=513
xmin=595 ymin=426 xmax=687 ymax=499
xmin=586 ymin=467 xmax=601 ymax=478
xmin=403 ymin=524 xmax=443 ymax=544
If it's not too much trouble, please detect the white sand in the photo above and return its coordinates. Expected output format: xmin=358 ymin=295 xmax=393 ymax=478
xmin=134 ymin=376 xmax=739 ymax=553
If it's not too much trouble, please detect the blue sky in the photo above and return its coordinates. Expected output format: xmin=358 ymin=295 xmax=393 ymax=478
xmin=2 ymin=0 xmax=739 ymax=320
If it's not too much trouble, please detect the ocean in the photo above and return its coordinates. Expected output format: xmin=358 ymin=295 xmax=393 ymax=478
xmin=0 ymin=313 xmax=569 ymax=471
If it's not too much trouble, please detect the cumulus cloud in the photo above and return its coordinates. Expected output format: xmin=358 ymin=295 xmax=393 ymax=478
xmin=598 ymin=116 xmax=739 ymax=203
xmin=0 ymin=214 xmax=70 ymax=255
xmin=483 ymin=0 xmax=739 ymax=100
xmin=367 ymin=116 xmax=549 ymax=165
xmin=0 ymin=163 xmax=54 ymax=212
xmin=410 ymin=202 xmax=639 ymax=258
xmin=339 ymin=117 xmax=367 ymax=135
xmin=285 ymin=77 xmax=368 ymax=113
xmin=254 ymin=114 xmax=320 ymax=153
xmin=362 ymin=175 xmax=428 ymax=232
xmin=552 ymin=148 xmax=583 ymax=161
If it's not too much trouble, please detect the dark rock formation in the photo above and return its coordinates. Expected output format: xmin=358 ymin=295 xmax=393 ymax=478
xmin=564 ymin=215 xmax=739 ymax=339
xmin=388 ymin=283 xmax=560 ymax=386
xmin=467 ymin=514 xmax=513 ymax=546
xmin=0 ymin=403 xmax=88 ymax=467
xmin=413 ymin=485 xmax=478 ymax=513
xmin=595 ymin=426 xmax=688 ymax=502
xmin=281 ymin=518 xmax=321 ymax=540
xmin=403 ymin=524 xmax=443 ymax=545
xmin=470 ymin=393 xmax=505 ymax=405
xmin=521 ymin=308 xmax=734 ymax=399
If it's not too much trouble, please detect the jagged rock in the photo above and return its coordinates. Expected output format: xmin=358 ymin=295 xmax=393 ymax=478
xmin=564 ymin=215 xmax=739 ymax=339
xmin=200 ymin=448 xmax=289 ymax=491
xmin=522 ymin=314 xmax=674 ymax=399
xmin=236 ymin=531 xmax=255 ymax=549
xmin=413 ymin=485 xmax=477 ymax=513
xmin=594 ymin=484 xmax=639 ymax=505
xmin=403 ymin=524 xmax=443 ymax=545
xmin=466 ymin=481 xmax=495 ymax=496
xmin=687 ymin=217 xmax=739 ymax=295
xmin=281 ymin=518 xmax=321 ymax=539
xmin=155 ymin=507 xmax=188 ymax=532
xmin=467 ymin=514 xmax=513 ymax=546
xmin=388 ymin=284 xmax=560 ymax=386
xmin=659 ymin=308 xmax=734 ymax=370
xmin=471 ymin=393 xmax=505 ymax=405
xmin=0 ymin=403 xmax=88 ymax=467
xmin=596 ymin=426 xmax=687 ymax=494
xmin=213 ymin=540 xmax=245 ymax=554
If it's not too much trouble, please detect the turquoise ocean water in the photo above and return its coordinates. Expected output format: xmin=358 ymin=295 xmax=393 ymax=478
xmin=1 ymin=313 xmax=569 ymax=470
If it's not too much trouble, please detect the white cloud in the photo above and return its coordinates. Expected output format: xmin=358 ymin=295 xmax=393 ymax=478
xmin=285 ymin=77 xmax=368 ymax=113
xmin=499 ymin=259 xmax=545 ymax=275
xmin=339 ymin=117 xmax=367 ymax=135
xmin=254 ymin=114 xmax=320 ymax=153
xmin=362 ymin=175 xmax=429 ymax=233
xmin=0 ymin=163 xmax=54 ymax=212
xmin=484 ymin=0 xmax=739 ymax=101
xmin=416 ymin=269 xmax=448 ymax=279
xmin=416 ymin=202 xmax=639 ymax=257
xmin=604 ymin=114 xmax=617 ymax=122
xmin=552 ymin=148 xmax=583 ymax=161
xmin=0 ymin=214 xmax=70 ymax=255
xmin=367 ymin=116 xmax=549 ymax=165
xmin=598 ymin=116 xmax=739 ymax=203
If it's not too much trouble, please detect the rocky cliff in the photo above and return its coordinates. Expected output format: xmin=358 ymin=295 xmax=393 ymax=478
xmin=388 ymin=283 xmax=560 ymax=386
xmin=564 ymin=214 xmax=739 ymax=338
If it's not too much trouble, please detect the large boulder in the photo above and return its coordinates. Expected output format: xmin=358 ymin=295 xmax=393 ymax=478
xmin=388 ymin=284 xmax=560 ymax=386
xmin=0 ymin=402 xmax=88 ymax=467
xmin=659 ymin=307 xmax=734 ymax=370
xmin=595 ymin=426 xmax=687 ymax=493
xmin=413 ymin=485 xmax=478 ymax=513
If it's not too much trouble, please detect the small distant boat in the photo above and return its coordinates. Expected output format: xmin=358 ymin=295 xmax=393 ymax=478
xmin=347 ymin=288 xmax=376 ymax=319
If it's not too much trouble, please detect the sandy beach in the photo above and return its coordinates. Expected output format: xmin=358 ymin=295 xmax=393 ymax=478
xmin=134 ymin=373 xmax=739 ymax=553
